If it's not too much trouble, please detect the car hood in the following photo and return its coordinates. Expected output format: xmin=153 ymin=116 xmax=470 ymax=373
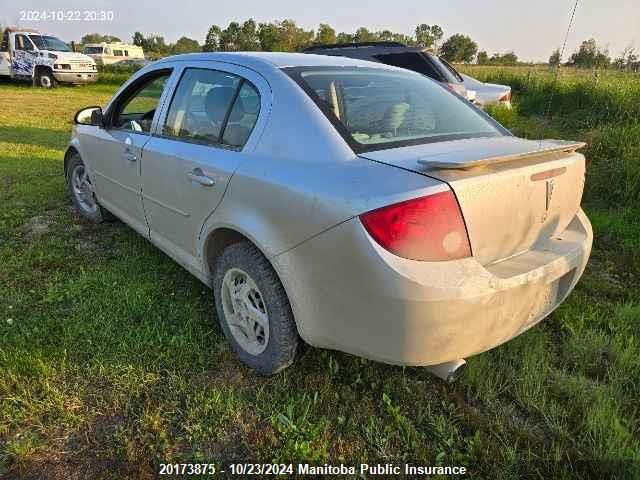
xmin=53 ymin=52 xmax=95 ymax=63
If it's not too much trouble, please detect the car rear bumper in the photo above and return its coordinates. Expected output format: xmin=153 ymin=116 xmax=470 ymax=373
xmin=53 ymin=72 xmax=98 ymax=84
xmin=274 ymin=208 xmax=592 ymax=366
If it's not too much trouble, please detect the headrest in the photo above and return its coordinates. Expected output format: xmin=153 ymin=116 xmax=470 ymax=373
xmin=204 ymin=86 xmax=236 ymax=123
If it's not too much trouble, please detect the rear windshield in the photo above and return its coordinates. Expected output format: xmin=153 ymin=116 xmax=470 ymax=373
xmin=374 ymin=52 xmax=443 ymax=81
xmin=286 ymin=66 xmax=504 ymax=152
xmin=84 ymin=46 xmax=104 ymax=54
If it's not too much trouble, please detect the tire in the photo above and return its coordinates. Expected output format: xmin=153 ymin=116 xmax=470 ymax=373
xmin=66 ymin=154 xmax=114 ymax=223
xmin=213 ymin=241 xmax=299 ymax=375
xmin=36 ymin=69 xmax=56 ymax=88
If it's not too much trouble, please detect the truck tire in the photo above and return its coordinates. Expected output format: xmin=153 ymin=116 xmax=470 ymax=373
xmin=35 ymin=69 xmax=56 ymax=88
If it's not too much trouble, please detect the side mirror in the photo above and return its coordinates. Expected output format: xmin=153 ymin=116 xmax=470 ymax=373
xmin=74 ymin=106 xmax=104 ymax=127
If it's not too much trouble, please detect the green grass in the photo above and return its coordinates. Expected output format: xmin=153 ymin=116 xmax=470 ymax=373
xmin=1 ymin=72 xmax=640 ymax=479
xmin=462 ymin=66 xmax=640 ymax=206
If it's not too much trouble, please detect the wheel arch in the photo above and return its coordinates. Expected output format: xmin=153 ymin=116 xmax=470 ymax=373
xmin=203 ymin=227 xmax=252 ymax=279
xmin=33 ymin=64 xmax=54 ymax=83
xmin=64 ymin=146 xmax=79 ymax=178
xmin=202 ymin=226 xmax=305 ymax=339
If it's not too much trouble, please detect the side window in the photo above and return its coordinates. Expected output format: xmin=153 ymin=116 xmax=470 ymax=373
xmin=124 ymin=50 xmax=129 ymax=56
xmin=112 ymin=71 xmax=171 ymax=133
xmin=222 ymin=82 xmax=260 ymax=147
xmin=114 ymin=49 xmax=123 ymax=56
xmin=162 ymin=68 xmax=260 ymax=149
xmin=15 ymin=35 xmax=33 ymax=51
xmin=1 ymin=31 xmax=9 ymax=52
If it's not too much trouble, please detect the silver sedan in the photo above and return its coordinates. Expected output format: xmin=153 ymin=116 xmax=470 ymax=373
xmin=66 ymin=52 xmax=592 ymax=380
xmin=462 ymin=73 xmax=512 ymax=108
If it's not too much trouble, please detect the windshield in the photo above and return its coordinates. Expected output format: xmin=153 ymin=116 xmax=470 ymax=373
xmin=84 ymin=46 xmax=104 ymax=54
xmin=288 ymin=67 xmax=504 ymax=152
xmin=29 ymin=35 xmax=71 ymax=52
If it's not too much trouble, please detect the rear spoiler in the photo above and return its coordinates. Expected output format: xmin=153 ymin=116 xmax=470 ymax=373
xmin=417 ymin=140 xmax=586 ymax=170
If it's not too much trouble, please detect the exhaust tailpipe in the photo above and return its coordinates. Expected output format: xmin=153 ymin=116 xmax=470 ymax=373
xmin=425 ymin=359 xmax=467 ymax=383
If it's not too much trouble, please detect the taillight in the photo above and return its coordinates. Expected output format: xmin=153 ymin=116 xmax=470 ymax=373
xmin=446 ymin=83 xmax=466 ymax=97
xmin=359 ymin=190 xmax=472 ymax=262
xmin=499 ymin=91 xmax=512 ymax=102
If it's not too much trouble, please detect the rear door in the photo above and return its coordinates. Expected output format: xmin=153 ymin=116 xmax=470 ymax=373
xmin=140 ymin=62 xmax=268 ymax=269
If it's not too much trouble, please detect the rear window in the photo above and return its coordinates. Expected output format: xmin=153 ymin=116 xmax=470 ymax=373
xmin=374 ymin=52 xmax=442 ymax=81
xmin=287 ymin=67 xmax=504 ymax=152
xmin=84 ymin=46 xmax=104 ymax=54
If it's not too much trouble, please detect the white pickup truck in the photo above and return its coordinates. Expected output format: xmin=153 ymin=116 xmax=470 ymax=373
xmin=0 ymin=28 xmax=98 ymax=87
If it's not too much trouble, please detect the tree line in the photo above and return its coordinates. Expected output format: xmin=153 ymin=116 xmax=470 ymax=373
xmin=75 ymin=20 xmax=637 ymax=70
xmin=131 ymin=20 xmax=485 ymax=63
xmin=549 ymin=39 xmax=638 ymax=70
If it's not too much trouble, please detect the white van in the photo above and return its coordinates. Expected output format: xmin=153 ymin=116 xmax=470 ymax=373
xmin=0 ymin=28 xmax=98 ymax=87
xmin=83 ymin=42 xmax=145 ymax=65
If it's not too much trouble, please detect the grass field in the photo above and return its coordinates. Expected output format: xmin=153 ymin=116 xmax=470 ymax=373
xmin=1 ymin=69 xmax=639 ymax=479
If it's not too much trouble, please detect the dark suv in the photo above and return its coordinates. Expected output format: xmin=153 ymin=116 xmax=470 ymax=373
xmin=302 ymin=41 xmax=468 ymax=98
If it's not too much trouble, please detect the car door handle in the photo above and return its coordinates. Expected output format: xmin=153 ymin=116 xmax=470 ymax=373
xmin=187 ymin=169 xmax=215 ymax=186
xmin=122 ymin=152 xmax=137 ymax=162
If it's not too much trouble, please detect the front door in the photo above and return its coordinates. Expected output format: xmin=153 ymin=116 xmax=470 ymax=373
xmin=10 ymin=34 xmax=37 ymax=77
xmin=140 ymin=64 xmax=264 ymax=270
xmin=90 ymin=69 xmax=174 ymax=235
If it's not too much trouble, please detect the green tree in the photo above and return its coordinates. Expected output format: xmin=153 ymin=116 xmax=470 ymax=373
xmin=476 ymin=50 xmax=489 ymax=65
xmin=489 ymin=51 xmax=518 ymax=65
xmin=549 ymin=48 xmax=561 ymax=66
xmin=414 ymin=24 xmax=443 ymax=50
xmin=378 ymin=30 xmax=414 ymax=45
xmin=336 ymin=32 xmax=355 ymax=43
xmin=239 ymin=19 xmax=261 ymax=50
xmin=203 ymin=25 xmax=222 ymax=52
xmin=133 ymin=31 xmax=145 ymax=48
xmin=81 ymin=33 xmax=121 ymax=44
xmin=258 ymin=22 xmax=280 ymax=51
xmin=430 ymin=25 xmax=443 ymax=51
xmin=354 ymin=27 xmax=378 ymax=43
xmin=132 ymin=33 xmax=169 ymax=57
xmin=220 ymin=22 xmax=241 ymax=51
xmin=440 ymin=34 xmax=478 ymax=63
xmin=172 ymin=36 xmax=200 ymax=54
xmin=315 ymin=23 xmax=336 ymax=45
xmin=277 ymin=19 xmax=314 ymax=51
xmin=257 ymin=19 xmax=313 ymax=51
xmin=569 ymin=38 xmax=611 ymax=68
xmin=612 ymin=44 xmax=636 ymax=70
xmin=149 ymin=36 xmax=169 ymax=56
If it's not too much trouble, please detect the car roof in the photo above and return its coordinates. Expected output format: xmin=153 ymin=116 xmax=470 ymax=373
xmin=307 ymin=45 xmax=428 ymax=56
xmin=154 ymin=51 xmax=398 ymax=72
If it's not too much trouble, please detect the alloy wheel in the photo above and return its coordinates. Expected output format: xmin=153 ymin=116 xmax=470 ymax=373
xmin=71 ymin=164 xmax=98 ymax=214
xmin=221 ymin=267 xmax=270 ymax=355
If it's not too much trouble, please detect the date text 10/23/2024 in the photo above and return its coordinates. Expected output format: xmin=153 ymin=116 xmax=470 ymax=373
xmin=19 ymin=10 xmax=115 ymax=22
xmin=158 ymin=463 xmax=469 ymax=476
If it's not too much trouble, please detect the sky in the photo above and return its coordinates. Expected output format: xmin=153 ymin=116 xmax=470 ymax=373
xmin=3 ymin=0 xmax=638 ymax=62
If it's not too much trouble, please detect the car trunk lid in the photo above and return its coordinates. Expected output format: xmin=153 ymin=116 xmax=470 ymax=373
xmin=359 ymin=136 xmax=586 ymax=265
